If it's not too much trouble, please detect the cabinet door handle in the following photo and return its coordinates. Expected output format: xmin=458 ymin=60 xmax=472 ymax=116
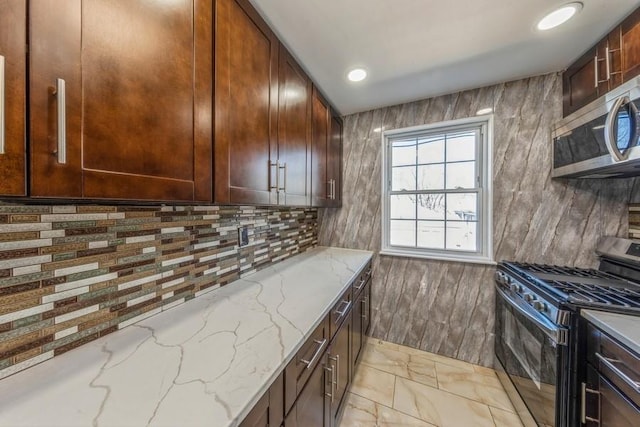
xmin=55 ymin=78 xmax=67 ymax=164
xmin=300 ymin=338 xmax=326 ymax=369
xmin=269 ymin=161 xmax=278 ymax=190
xmin=595 ymin=352 xmax=640 ymax=392
xmin=324 ymin=365 xmax=334 ymax=402
xmin=278 ymin=162 xmax=286 ymax=192
xmin=332 ymin=179 xmax=336 ymax=199
xmin=328 ymin=354 xmax=339 ymax=391
xmin=594 ymin=54 xmax=599 ymax=88
xmin=0 ymin=55 xmax=5 ymax=155
xmin=334 ymin=300 xmax=352 ymax=319
xmin=580 ymin=382 xmax=601 ymax=424
xmin=605 ymin=46 xmax=611 ymax=81
xmin=361 ymin=296 xmax=368 ymax=320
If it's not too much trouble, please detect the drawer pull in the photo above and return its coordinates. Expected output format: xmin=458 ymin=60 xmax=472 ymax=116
xmin=354 ymin=278 xmax=366 ymax=291
xmin=595 ymin=352 xmax=640 ymax=392
xmin=334 ymin=300 xmax=352 ymax=319
xmin=300 ymin=338 xmax=327 ymax=370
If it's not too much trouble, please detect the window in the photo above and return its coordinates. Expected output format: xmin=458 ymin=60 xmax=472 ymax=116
xmin=381 ymin=116 xmax=493 ymax=264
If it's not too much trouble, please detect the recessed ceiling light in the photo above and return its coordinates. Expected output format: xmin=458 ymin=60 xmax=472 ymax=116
xmin=347 ymin=68 xmax=367 ymax=82
xmin=537 ymin=2 xmax=582 ymax=31
xmin=476 ymin=108 xmax=493 ymax=115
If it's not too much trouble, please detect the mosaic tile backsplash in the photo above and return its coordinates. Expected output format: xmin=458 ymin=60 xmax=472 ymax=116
xmin=0 ymin=204 xmax=318 ymax=379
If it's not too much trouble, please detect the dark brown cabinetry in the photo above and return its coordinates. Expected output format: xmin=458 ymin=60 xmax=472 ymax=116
xmin=352 ymin=263 xmax=372 ymax=368
xmin=582 ymin=322 xmax=640 ymax=426
xmin=311 ymin=89 xmax=342 ymax=208
xmin=214 ymin=0 xmax=278 ymax=205
xmin=284 ymin=351 xmax=330 ymax=427
xmin=0 ymin=0 xmax=27 ymax=196
xmin=276 ymin=47 xmax=312 ymax=206
xmin=240 ymin=372 xmax=284 ymax=427
xmin=563 ymin=6 xmax=640 ymax=116
xmin=30 ymin=0 xmax=212 ymax=201
xmin=327 ymin=314 xmax=351 ymax=426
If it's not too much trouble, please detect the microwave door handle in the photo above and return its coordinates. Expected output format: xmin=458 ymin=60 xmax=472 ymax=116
xmin=495 ymin=285 xmax=568 ymax=346
xmin=604 ymin=95 xmax=636 ymax=162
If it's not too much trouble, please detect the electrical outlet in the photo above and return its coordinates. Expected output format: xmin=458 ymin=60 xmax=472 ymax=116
xmin=238 ymin=226 xmax=249 ymax=247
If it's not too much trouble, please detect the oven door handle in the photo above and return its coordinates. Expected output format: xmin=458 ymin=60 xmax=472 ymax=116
xmin=496 ymin=285 xmax=569 ymax=346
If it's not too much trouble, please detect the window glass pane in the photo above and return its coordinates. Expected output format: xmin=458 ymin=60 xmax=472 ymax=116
xmin=417 ymin=164 xmax=444 ymax=190
xmin=392 ymin=166 xmax=416 ymax=191
xmin=446 ymin=131 xmax=476 ymax=162
xmin=446 ymin=161 xmax=476 ymax=189
xmin=390 ymin=220 xmax=416 ymax=247
xmin=446 ymin=221 xmax=477 ymax=251
xmin=392 ymin=140 xmax=416 ymax=166
xmin=390 ymin=195 xmax=416 ymax=220
xmin=418 ymin=136 xmax=445 ymax=164
xmin=417 ymin=194 xmax=445 ymax=220
xmin=417 ymin=221 xmax=445 ymax=249
xmin=446 ymin=193 xmax=477 ymax=221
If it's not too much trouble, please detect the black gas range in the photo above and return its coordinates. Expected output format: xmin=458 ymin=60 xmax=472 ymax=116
xmin=494 ymin=237 xmax=640 ymax=427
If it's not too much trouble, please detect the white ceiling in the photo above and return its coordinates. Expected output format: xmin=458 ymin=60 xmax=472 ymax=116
xmin=249 ymin=0 xmax=640 ymax=115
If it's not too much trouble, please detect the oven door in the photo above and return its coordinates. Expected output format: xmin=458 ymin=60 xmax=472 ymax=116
xmin=495 ymin=284 xmax=571 ymax=427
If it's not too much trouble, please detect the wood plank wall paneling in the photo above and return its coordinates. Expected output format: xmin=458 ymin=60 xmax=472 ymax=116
xmin=0 ymin=204 xmax=318 ymax=379
xmin=318 ymin=72 xmax=640 ymax=367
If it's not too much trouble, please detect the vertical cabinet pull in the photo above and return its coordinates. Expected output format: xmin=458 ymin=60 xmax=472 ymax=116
xmin=278 ymin=162 xmax=286 ymax=191
xmin=594 ymin=54 xmax=599 ymax=89
xmin=0 ymin=55 xmax=5 ymax=155
xmin=324 ymin=364 xmax=335 ymax=403
xmin=269 ymin=161 xmax=278 ymax=190
xmin=55 ymin=78 xmax=67 ymax=164
xmin=605 ymin=46 xmax=611 ymax=81
xmin=580 ymin=382 xmax=601 ymax=424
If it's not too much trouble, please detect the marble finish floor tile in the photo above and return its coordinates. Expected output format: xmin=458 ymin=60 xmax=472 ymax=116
xmin=360 ymin=341 xmax=438 ymax=388
xmin=350 ymin=364 xmax=396 ymax=407
xmin=393 ymin=377 xmax=496 ymax=427
xmin=435 ymin=362 xmax=515 ymax=411
xmin=341 ymin=339 xmax=524 ymax=427
xmin=341 ymin=393 xmax=435 ymax=427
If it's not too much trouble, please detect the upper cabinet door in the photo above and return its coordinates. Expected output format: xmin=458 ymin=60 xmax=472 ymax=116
xmin=215 ymin=0 xmax=279 ymax=205
xmin=328 ymin=113 xmax=342 ymax=208
xmin=563 ymin=48 xmax=599 ymax=117
xmin=621 ymin=8 xmax=640 ymax=82
xmin=30 ymin=0 xmax=212 ymax=201
xmin=0 ymin=0 xmax=27 ymax=196
xmin=311 ymin=87 xmax=329 ymax=207
xmin=277 ymin=46 xmax=311 ymax=206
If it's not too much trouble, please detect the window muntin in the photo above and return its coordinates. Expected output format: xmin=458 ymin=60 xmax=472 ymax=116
xmin=382 ymin=118 xmax=493 ymax=263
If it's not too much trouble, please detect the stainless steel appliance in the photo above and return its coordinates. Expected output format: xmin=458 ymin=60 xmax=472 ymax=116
xmin=495 ymin=237 xmax=640 ymax=427
xmin=552 ymin=77 xmax=640 ymax=178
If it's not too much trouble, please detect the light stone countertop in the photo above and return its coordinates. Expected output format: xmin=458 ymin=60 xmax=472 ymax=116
xmin=581 ymin=309 xmax=640 ymax=355
xmin=0 ymin=246 xmax=373 ymax=427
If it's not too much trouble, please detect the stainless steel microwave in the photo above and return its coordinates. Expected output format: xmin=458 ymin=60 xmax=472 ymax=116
xmin=552 ymin=77 xmax=640 ymax=178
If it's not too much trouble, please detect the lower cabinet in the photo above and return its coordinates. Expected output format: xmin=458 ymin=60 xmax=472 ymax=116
xmin=240 ymin=373 xmax=284 ymax=427
xmin=243 ymin=263 xmax=372 ymax=427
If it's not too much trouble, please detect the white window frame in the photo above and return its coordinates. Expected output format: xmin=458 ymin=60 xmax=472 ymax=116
xmin=380 ymin=116 xmax=494 ymax=265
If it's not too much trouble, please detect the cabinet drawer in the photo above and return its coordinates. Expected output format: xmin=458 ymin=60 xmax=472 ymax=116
xmin=330 ymin=287 xmax=352 ymax=338
xmin=353 ymin=261 xmax=372 ymax=296
xmin=285 ymin=316 xmax=330 ymax=414
xmin=588 ymin=323 xmax=640 ymax=408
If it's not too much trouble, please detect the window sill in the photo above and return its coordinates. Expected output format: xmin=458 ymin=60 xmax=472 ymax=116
xmin=379 ymin=249 xmax=497 ymax=266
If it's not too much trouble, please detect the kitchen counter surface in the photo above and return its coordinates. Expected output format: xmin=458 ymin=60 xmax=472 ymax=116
xmin=0 ymin=246 xmax=373 ymax=427
xmin=581 ymin=309 xmax=640 ymax=354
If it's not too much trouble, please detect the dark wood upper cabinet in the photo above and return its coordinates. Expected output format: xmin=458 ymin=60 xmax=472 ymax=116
xmin=621 ymin=7 xmax=640 ymax=82
xmin=215 ymin=0 xmax=279 ymax=205
xmin=563 ymin=6 xmax=640 ymax=117
xmin=563 ymin=48 xmax=599 ymax=117
xmin=311 ymin=87 xmax=330 ymax=207
xmin=0 ymin=0 xmax=27 ymax=196
xmin=327 ymin=113 xmax=342 ymax=208
xmin=29 ymin=0 xmax=212 ymax=201
xmin=277 ymin=46 xmax=312 ymax=206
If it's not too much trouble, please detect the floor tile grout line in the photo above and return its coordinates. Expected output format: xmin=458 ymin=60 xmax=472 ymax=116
xmin=346 ymin=391 xmax=439 ymax=427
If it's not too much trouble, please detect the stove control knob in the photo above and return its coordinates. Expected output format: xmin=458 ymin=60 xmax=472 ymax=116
xmin=524 ymin=294 xmax=536 ymax=303
xmin=494 ymin=271 xmax=505 ymax=284
xmin=533 ymin=301 xmax=548 ymax=312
